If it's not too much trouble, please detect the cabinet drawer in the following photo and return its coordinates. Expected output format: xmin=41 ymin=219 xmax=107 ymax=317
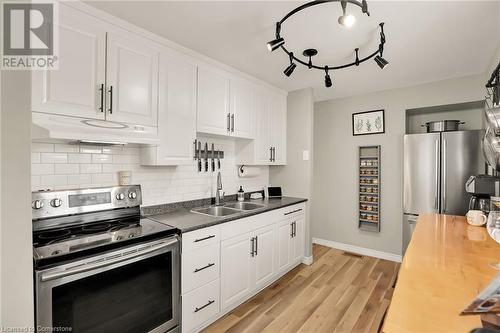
xmin=182 ymin=243 xmax=220 ymax=294
xmin=275 ymin=203 xmax=306 ymax=221
xmin=182 ymin=279 xmax=220 ymax=333
xmin=182 ymin=225 xmax=220 ymax=252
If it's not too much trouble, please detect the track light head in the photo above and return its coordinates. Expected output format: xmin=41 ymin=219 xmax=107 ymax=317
xmin=324 ymin=66 xmax=332 ymax=88
xmin=284 ymin=63 xmax=297 ymax=77
xmin=267 ymin=37 xmax=284 ymax=52
xmin=338 ymin=1 xmax=356 ymax=28
xmin=284 ymin=53 xmax=297 ymax=77
xmin=374 ymin=55 xmax=389 ymax=69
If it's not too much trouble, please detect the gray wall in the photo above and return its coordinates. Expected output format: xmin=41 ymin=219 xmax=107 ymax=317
xmin=312 ymin=74 xmax=484 ymax=256
xmin=1 ymin=71 xmax=34 ymax=328
xmin=270 ymin=88 xmax=314 ymax=257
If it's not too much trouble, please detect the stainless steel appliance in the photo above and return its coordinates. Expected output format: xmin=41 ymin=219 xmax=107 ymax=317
xmin=403 ymin=129 xmax=485 ymax=251
xmin=32 ymin=185 xmax=180 ymax=333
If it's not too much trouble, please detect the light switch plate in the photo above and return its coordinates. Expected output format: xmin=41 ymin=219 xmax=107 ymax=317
xmin=302 ymin=150 xmax=310 ymax=161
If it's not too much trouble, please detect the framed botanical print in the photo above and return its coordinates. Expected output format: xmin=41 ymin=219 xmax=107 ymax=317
xmin=352 ymin=109 xmax=385 ymax=136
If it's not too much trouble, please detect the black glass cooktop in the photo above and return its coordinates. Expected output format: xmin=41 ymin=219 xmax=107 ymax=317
xmin=33 ymin=216 xmax=178 ymax=269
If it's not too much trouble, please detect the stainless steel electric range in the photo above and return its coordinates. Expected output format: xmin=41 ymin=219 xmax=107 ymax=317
xmin=32 ymin=185 xmax=180 ymax=333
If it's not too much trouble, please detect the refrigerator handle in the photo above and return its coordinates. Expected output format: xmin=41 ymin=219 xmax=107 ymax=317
xmin=434 ymin=140 xmax=439 ymax=211
xmin=442 ymin=139 xmax=447 ymax=213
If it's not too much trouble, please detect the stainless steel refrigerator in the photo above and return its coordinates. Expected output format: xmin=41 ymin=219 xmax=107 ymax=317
xmin=403 ymin=130 xmax=485 ymax=251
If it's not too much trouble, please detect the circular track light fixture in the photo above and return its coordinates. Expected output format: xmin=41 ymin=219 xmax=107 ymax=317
xmin=266 ymin=0 xmax=388 ymax=88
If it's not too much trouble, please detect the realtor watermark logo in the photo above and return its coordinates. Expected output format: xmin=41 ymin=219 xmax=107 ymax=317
xmin=1 ymin=1 xmax=58 ymax=70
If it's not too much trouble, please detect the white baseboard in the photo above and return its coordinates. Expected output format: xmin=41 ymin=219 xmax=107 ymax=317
xmin=313 ymin=238 xmax=402 ymax=263
xmin=302 ymin=255 xmax=313 ymax=265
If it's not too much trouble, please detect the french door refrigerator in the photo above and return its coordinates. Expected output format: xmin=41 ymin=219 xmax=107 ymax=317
xmin=403 ymin=130 xmax=485 ymax=251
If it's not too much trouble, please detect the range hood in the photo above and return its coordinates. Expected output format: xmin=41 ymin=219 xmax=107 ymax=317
xmin=32 ymin=113 xmax=159 ymax=145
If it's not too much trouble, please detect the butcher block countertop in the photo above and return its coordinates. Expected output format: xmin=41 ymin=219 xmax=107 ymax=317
xmin=383 ymin=214 xmax=500 ymax=333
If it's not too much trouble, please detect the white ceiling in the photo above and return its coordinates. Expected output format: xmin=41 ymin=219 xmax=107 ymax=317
xmin=86 ymin=1 xmax=500 ymax=101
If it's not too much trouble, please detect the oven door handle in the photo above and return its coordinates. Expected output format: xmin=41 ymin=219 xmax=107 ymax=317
xmin=40 ymin=238 xmax=178 ymax=282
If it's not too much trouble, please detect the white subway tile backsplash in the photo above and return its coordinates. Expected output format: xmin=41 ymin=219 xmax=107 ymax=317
xmin=41 ymin=152 xmax=68 ymax=164
xmin=54 ymin=164 xmax=80 ymax=175
xmin=31 ymin=153 xmax=41 ymax=164
xmin=31 ymin=138 xmax=269 ymax=206
xmin=80 ymin=164 xmax=102 ymax=174
xmin=80 ymin=146 xmax=102 ymax=154
xmin=32 ymin=163 xmax=54 ymax=175
xmin=68 ymin=153 xmax=92 ymax=164
xmin=68 ymin=174 xmax=91 ymax=185
xmin=41 ymin=175 xmax=68 ymax=186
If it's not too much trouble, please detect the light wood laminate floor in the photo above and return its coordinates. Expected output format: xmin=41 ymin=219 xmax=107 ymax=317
xmin=203 ymin=244 xmax=399 ymax=333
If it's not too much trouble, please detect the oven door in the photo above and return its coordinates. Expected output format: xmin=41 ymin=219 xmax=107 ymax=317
xmin=35 ymin=236 xmax=180 ymax=333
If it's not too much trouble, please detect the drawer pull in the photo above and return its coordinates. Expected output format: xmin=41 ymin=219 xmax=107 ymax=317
xmin=284 ymin=208 xmax=303 ymax=216
xmin=194 ymin=263 xmax=215 ymax=273
xmin=194 ymin=235 xmax=216 ymax=243
xmin=194 ymin=300 xmax=215 ymax=313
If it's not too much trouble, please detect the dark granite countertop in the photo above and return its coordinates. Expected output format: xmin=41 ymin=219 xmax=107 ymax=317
xmin=145 ymin=197 xmax=307 ymax=233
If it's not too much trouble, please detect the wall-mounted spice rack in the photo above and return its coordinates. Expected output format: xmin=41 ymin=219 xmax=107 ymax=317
xmin=358 ymin=145 xmax=381 ymax=232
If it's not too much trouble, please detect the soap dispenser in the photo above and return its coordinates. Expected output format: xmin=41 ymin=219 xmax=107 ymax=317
xmin=237 ymin=186 xmax=245 ymax=202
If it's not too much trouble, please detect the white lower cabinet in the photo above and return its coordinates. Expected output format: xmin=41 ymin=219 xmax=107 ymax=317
xmin=220 ymin=232 xmax=253 ymax=310
xmin=181 ymin=203 xmax=306 ymax=333
xmin=182 ymin=279 xmax=220 ymax=333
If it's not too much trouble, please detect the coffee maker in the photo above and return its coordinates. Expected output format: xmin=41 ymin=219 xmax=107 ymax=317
xmin=465 ymin=175 xmax=500 ymax=214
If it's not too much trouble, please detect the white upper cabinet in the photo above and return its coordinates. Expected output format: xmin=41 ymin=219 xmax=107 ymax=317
xmin=235 ymin=89 xmax=287 ymax=165
xmin=141 ymin=51 xmax=197 ymax=165
xmin=270 ymin=92 xmax=287 ymax=165
xmin=230 ymin=79 xmax=254 ymax=139
xmin=32 ymin=4 xmax=106 ymax=119
xmin=106 ymin=31 xmax=160 ymax=127
xmin=197 ymin=66 xmax=230 ymax=136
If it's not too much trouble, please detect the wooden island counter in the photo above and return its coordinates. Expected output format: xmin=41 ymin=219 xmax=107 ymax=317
xmin=383 ymin=214 xmax=500 ymax=333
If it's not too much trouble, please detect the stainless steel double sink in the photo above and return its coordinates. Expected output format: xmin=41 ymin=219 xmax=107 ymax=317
xmin=191 ymin=201 xmax=266 ymax=217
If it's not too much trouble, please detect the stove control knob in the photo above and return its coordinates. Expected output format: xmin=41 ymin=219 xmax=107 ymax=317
xmin=128 ymin=234 xmax=135 ymax=239
xmin=32 ymin=200 xmax=44 ymax=210
xmin=128 ymin=192 xmax=137 ymax=200
xmin=116 ymin=193 xmax=125 ymax=200
xmin=50 ymin=198 xmax=63 ymax=208
xmin=115 ymin=235 xmax=123 ymax=241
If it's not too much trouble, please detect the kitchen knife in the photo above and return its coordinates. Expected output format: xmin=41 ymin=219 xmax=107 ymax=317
xmin=197 ymin=141 xmax=202 ymax=172
xmin=217 ymin=150 xmax=221 ymax=169
xmin=204 ymin=143 xmax=208 ymax=172
xmin=211 ymin=143 xmax=215 ymax=172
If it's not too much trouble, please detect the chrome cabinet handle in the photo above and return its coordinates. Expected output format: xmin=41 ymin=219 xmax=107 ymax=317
xmin=227 ymin=113 xmax=231 ymax=132
xmin=231 ymin=114 xmax=235 ymax=132
xmin=284 ymin=208 xmax=303 ymax=216
xmin=194 ymin=262 xmax=215 ymax=273
xmin=194 ymin=235 xmax=215 ymax=243
xmin=272 ymin=147 xmax=276 ymax=162
xmin=250 ymin=237 xmax=255 ymax=257
xmin=293 ymin=222 xmax=296 ymax=237
xmin=290 ymin=223 xmax=294 ymax=238
xmin=107 ymin=86 xmax=113 ymax=114
xmin=40 ymin=238 xmax=178 ymax=282
xmin=194 ymin=300 xmax=214 ymax=313
xmin=442 ymin=139 xmax=447 ymax=212
xmin=434 ymin=140 xmax=439 ymax=211
xmin=98 ymin=83 xmax=104 ymax=112
xmin=255 ymin=236 xmax=258 ymax=256
xmin=269 ymin=147 xmax=273 ymax=162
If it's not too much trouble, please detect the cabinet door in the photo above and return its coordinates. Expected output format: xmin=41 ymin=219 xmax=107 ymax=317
xmin=292 ymin=216 xmax=305 ymax=263
xmin=197 ymin=67 xmax=230 ymax=136
xmin=252 ymin=225 xmax=275 ymax=289
xmin=277 ymin=220 xmax=293 ymax=274
xmin=270 ymin=93 xmax=287 ymax=165
xmin=230 ymin=80 xmax=253 ymax=139
xmin=220 ymin=233 xmax=253 ymax=310
xmin=106 ymin=30 xmax=159 ymax=126
xmin=253 ymin=91 xmax=272 ymax=164
xmin=32 ymin=4 xmax=106 ymax=119
xmin=154 ymin=52 xmax=197 ymax=165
